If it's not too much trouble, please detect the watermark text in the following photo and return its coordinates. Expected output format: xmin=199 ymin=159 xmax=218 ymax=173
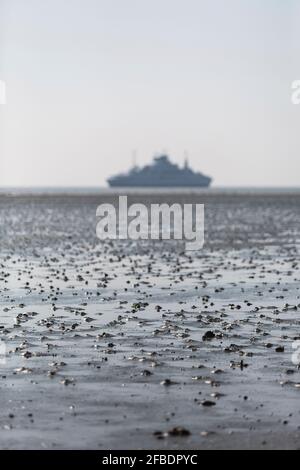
xmin=96 ymin=196 xmax=204 ymax=251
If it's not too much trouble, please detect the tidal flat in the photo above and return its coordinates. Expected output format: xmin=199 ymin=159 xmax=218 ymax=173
xmin=0 ymin=190 xmax=300 ymax=449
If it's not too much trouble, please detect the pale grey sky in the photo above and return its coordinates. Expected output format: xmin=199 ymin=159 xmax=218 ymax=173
xmin=0 ymin=0 xmax=299 ymax=187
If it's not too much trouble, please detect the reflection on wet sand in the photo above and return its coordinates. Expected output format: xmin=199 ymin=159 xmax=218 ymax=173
xmin=0 ymin=191 xmax=300 ymax=449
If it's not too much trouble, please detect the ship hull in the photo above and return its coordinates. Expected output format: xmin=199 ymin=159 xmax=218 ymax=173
xmin=108 ymin=180 xmax=211 ymax=188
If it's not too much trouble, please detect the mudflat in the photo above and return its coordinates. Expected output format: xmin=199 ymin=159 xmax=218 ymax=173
xmin=0 ymin=190 xmax=299 ymax=449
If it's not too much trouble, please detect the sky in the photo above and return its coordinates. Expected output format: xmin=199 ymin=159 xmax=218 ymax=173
xmin=0 ymin=0 xmax=299 ymax=187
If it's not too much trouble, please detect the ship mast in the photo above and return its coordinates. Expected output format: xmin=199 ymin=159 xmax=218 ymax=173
xmin=184 ymin=150 xmax=189 ymax=169
xmin=132 ymin=149 xmax=137 ymax=168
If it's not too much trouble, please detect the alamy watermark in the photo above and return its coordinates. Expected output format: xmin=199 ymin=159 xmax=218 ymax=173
xmin=0 ymin=80 xmax=6 ymax=105
xmin=0 ymin=342 xmax=7 ymax=365
xmin=96 ymin=196 xmax=204 ymax=251
xmin=292 ymin=341 xmax=300 ymax=366
xmin=291 ymin=80 xmax=300 ymax=105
